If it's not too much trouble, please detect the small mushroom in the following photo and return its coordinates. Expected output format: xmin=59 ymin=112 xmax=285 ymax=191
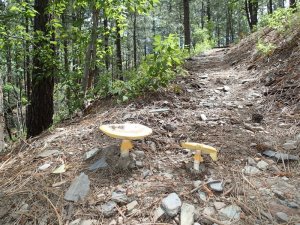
xmin=181 ymin=142 xmax=218 ymax=171
xmin=100 ymin=124 xmax=152 ymax=167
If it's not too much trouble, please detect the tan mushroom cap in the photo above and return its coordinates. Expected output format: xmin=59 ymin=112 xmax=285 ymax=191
xmin=181 ymin=142 xmax=218 ymax=161
xmin=100 ymin=123 xmax=152 ymax=140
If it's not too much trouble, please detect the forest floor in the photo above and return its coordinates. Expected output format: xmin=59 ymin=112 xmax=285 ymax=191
xmin=0 ymin=46 xmax=300 ymax=225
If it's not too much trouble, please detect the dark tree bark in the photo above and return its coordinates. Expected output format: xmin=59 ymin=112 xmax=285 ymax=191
xmin=115 ymin=19 xmax=122 ymax=79
xmin=290 ymin=0 xmax=296 ymax=8
xmin=277 ymin=0 xmax=285 ymax=8
xmin=183 ymin=0 xmax=191 ymax=51
xmin=0 ymin=76 xmax=4 ymax=151
xmin=207 ymin=0 xmax=211 ymax=22
xmin=103 ymin=17 xmax=110 ymax=71
xmin=245 ymin=0 xmax=258 ymax=32
xmin=268 ymin=0 xmax=273 ymax=13
xmin=27 ymin=0 xmax=55 ymax=137
xmin=133 ymin=8 xmax=137 ymax=69
xmin=201 ymin=1 xmax=205 ymax=29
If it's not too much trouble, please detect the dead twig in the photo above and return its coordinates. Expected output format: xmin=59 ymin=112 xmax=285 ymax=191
xmin=201 ymin=214 xmax=228 ymax=225
xmin=38 ymin=193 xmax=63 ymax=225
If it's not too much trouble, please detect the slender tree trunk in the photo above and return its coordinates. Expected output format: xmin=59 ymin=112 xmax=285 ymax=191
xmin=116 ymin=19 xmax=122 ymax=79
xmin=82 ymin=7 xmax=99 ymax=95
xmin=133 ymin=8 xmax=137 ymax=69
xmin=207 ymin=0 xmax=211 ymax=22
xmin=277 ymin=0 xmax=285 ymax=8
xmin=268 ymin=0 xmax=273 ymax=13
xmin=245 ymin=0 xmax=258 ymax=32
xmin=27 ymin=0 xmax=55 ymax=138
xmin=226 ymin=4 xmax=230 ymax=46
xmin=290 ymin=0 xmax=296 ymax=8
xmin=103 ymin=17 xmax=110 ymax=71
xmin=0 ymin=77 xmax=4 ymax=152
xmin=201 ymin=1 xmax=205 ymax=29
xmin=183 ymin=0 xmax=191 ymax=51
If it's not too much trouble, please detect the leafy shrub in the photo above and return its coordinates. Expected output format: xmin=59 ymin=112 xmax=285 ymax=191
xmin=94 ymin=34 xmax=185 ymax=102
xmin=192 ymin=28 xmax=214 ymax=54
xmin=256 ymin=40 xmax=276 ymax=56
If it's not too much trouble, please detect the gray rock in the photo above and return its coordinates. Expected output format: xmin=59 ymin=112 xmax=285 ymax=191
xmin=223 ymin=86 xmax=230 ymax=92
xmin=263 ymin=150 xmax=299 ymax=161
xmin=111 ymin=190 xmax=128 ymax=203
xmin=208 ymin=181 xmax=223 ymax=192
xmin=142 ymin=169 xmax=152 ymax=178
xmin=180 ymin=203 xmax=195 ymax=225
xmin=80 ymin=220 xmax=98 ymax=225
xmin=88 ymin=158 xmax=108 ymax=171
xmin=275 ymin=212 xmax=289 ymax=223
xmin=219 ymin=204 xmax=241 ymax=220
xmin=282 ymin=141 xmax=297 ymax=150
xmin=64 ymin=173 xmax=90 ymax=202
xmin=163 ymin=124 xmax=177 ymax=132
xmin=200 ymin=114 xmax=207 ymax=121
xmin=243 ymin=166 xmax=261 ymax=175
xmin=247 ymin=157 xmax=256 ymax=166
xmin=126 ymin=200 xmax=138 ymax=213
xmin=84 ymin=148 xmax=100 ymax=160
xmin=257 ymin=160 xmax=269 ymax=170
xmin=149 ymin=108 xmax=170 ymax=113
xmin=214 ymin=202 xmax=226 ymax=210
xmin=134 ymin=150 xmax=145 ymax=158
xmin=136 ymin=161 xmax=143 ymax=168
xmin=37 ymin=149 xmax=61 ymax=158
xmin=203 ymin=207 xmax=216 ymax=216
xmin=197 ymin=191 xmax=207 ymax=201
xmin=153 ymin=206 xmax=165 ymax=222
xmin=194 ymin=223 xmax=201 ymax=225
xmin=108 ymin=219 xmax=117 ymax=225
xmin=161 ymin=193 xmax=182 ymax=217
xmin=287 ymin=201 xmax=299 ymax=208
xmin=101 ymin=201 xmax=117 ymax=217
xmin=193 ymin=180 xmax=202 ymax=188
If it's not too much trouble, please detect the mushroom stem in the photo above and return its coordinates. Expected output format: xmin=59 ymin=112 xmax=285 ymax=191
xmin=120 ymin=140 xmax=133 ymax=157
xmin=194 ymin=150 xmax=203 ymax=171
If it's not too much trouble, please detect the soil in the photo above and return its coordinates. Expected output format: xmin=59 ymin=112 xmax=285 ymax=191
xmin=0 ymin=34 xmax=299 ymax=225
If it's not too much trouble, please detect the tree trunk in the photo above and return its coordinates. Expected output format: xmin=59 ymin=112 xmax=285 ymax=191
xmin=245 ymin=0 xmax=258 ymax=32
xmin=268 ymin=0 xmax=273 ymax=13
xmin=290 ymin=0 xmax=296 ymax=8
xmin=103 ymin=17 xmax=110 ymax=71
xmin=207 ymin=0 xmax=211 ymax=22
xmin=277 ymin=0 xmax=285 ymax=8
xmin=0 ymin=77 xmax=4 ymax=152
xmin=183 ymin=0 xmax=191 ymax=51
xmin=133 ymin=8 xmax=137 ymax=69
xmin=115 ymin=19 xmax=122 ymax=79
xmin=27 ymin=0 xmax=55 ymax=138
xmin=201 ymin=1 xmax=205 ymax=29
xmin=82 ymin=7 xmax=99 ymax=95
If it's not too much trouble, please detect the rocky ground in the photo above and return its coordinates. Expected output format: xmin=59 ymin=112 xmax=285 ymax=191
xmin=0 ymin=47 xmax=299 ymax=225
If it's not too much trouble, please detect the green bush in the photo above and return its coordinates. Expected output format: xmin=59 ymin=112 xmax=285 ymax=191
xmin=192 ymin=28 xmax=214 ymax=54
xmin=256 ymin=40 xmax=276 ymax=56
xmin=94 ymin=34 xmax=185 ymax=102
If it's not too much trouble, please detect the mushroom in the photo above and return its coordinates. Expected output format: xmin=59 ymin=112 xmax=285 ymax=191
xmin=100 ymin=124 xmax=152 ymax=167
xmin=181 ymin=142 xmax=218 ymax=171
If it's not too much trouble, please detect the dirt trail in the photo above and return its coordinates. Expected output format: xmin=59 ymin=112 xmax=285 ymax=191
xmin=1 ymin=49 xmax=299 ymax=225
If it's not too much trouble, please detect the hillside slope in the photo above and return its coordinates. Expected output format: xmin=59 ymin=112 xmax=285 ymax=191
xmin=0 ymin=26 xmax=299 ymax=225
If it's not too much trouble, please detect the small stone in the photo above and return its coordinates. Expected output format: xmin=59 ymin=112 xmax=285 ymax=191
xmin=134 ymin=150 xmax=145 ymax=158
xmin=163 ymin=124 xmax=177 ymax=132
xmin=161 ymin=193 xmax=182 ymax=217
xmin=108 ymin=219 xmax=117 ymax=225
xmin=193 ymin=180 xmax=202 ymax=188
xmin=180 ymin=203 xmax=195 ymax=225
xmin=117 ymin=217 xmax=123 ymax=224
xmin=257 ymin=160 xmax=269 ymax=170
xmin=243 ymin=166 xmax=261 ymax=175
xmin=197 ymin=191 xmax=207 ymax=201
xmin=287 ymin=202 xmax=299 ymax=209
xmin=208 ymin=181 xmax=223 ymax=192
xmin=111 ymin=190 xmax=128 ymax=203
xmin=223 ymin=86 xmax=230 ymax=92
xmin=64 ymin=173 xmax=90 ymax=202
xmin=84 ymin=148 xmax=100 ymax=160
xmin=247 ymin=157 xmax=256 ymax=166
xmin=275 ymin=212 xmax=289 ymax=223
xmin=142 ymin=169 xmax=152 ymax=178
xmin=250 ymin=143 xmax=257 ymax=147
xmin=37 ymin=149 xmax=61 ymax=158
xmin=153 ymin=206 xmax=165 ymax=222
xmin=38 ymin=163 xmax=51 ymax=171
xmin=101 ymin=201 xmax=117 ymax=217
xmin=194 ymin=223 xmax=201 ymax=225
xmin=135 ymin=161 xmax=143 ymax=168
xmin=88 ymin=158 xmax=108 ymax=171
xmin=203 ymin=207 xmax=216 ymax=216
xmin=214 ymin=202 xmax=226 ymax=210
xmin=126 ymin=201 xmax=138 ymax=213
xmin=282 ymin=141 xmax=297 ymax=150
xmin=69 ymin=219 xmax=81 ymax=225
xmin=200 ymin=114 xmax=207 ymax=121
xmin=80 ymin=219 xmax=98 ymax=225
xmin=219 ymin=204 xmax=241 ymax=220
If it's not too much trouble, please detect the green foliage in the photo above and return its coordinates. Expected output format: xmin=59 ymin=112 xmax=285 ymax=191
xmin=256 ymin=40 xmax=276 ymax=56
xmin=192 ymin=28 xmax=214 ymax=55
xmin=258 ymin=7 xmax=296 ymax=33
xmin=94 ymin=34 xmax=185 ymax=102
